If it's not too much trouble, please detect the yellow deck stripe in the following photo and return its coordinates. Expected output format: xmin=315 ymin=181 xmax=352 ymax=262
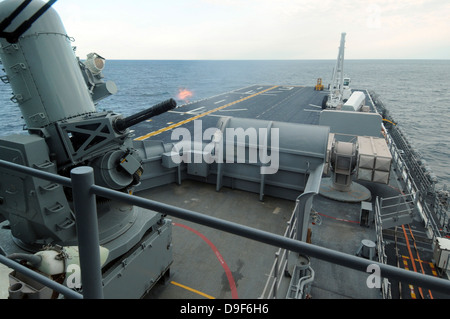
xmin=402 ymin=256 xmax=416 ymax=298
xmin=170 ymin=281 xmax=215 ymax=299
xmin=134 ymin=85 xmax=279 ymax=141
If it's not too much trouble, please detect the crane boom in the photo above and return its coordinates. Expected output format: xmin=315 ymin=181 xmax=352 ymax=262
xmin=323 ymin=32 xmax=352 ymax=109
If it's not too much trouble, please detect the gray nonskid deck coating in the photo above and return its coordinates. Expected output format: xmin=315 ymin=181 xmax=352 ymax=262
xmin=132 ymin=85 xmax=325 ymax=142
xmin=140 ymin=180 xmax=295 ymax=299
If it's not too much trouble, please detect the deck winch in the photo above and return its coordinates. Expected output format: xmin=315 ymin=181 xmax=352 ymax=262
xmin=321 ymin=131 xmax=393 ymax=202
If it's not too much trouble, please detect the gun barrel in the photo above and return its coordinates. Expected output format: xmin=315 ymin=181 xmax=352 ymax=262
xmin=114 ymin=98 xmax=177 ymax=132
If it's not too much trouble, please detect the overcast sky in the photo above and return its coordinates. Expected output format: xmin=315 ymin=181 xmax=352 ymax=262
xmin=52 ymin=0 xmax=450 ymax=60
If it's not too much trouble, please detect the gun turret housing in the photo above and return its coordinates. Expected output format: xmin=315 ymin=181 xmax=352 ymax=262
xmin=0 ymin=0 xmax=176 ymax=187
xmin=0 ymin=0 xmax=175 ymax=252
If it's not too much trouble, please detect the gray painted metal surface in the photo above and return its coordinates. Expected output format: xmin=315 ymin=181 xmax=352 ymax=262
xmin=71 ymin=167 xmax=104 ymax=299
xmin=0 ymin=0 xmax=449 ymax=300
xmin=0 ymin=134 xmax=76 ymax=245
xmin=0 ymin=0 xmax=174 ymax=299
xmin=319 ymin=109 xmax=383 ymax=137
xmin=0 ymin=0 xmax=96 ymax=129
xmin=2 ymin=159 xmax=450 ymax=297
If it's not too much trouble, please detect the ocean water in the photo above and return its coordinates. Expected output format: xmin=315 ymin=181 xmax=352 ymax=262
xmin=0 ymin=60 xmax=449 ymax=187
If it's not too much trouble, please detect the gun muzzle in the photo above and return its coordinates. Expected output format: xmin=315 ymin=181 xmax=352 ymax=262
xmin=114 ymin=98 xmax=177 ymax=132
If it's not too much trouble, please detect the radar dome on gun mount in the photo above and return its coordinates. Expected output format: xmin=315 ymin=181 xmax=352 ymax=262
xmin=85 ymin=52 xmax=106 ymax=75
xmin=79 ymin=52 xmax=118 ymax=104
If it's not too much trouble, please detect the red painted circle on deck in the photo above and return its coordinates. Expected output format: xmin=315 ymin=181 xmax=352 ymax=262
xmin=173 ymin=222 xmax=238 ymax=299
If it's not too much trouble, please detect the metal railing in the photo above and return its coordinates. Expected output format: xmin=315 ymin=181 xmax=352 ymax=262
xmin=385 ymin=129 xmax=444 ymax=241
xmin=374 ymin=197 xmax=392 ymax=299
xmin=2 ymin=159 xmax=450 ymax=298
xmin=370 ymin=90 xmax=449 ymax=239
xmin=259 ymin=200 xmax=298 ymax=299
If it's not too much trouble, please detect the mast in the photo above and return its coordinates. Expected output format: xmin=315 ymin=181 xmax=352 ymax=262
xmin=324 ymin=32 xmax=349 ymax=109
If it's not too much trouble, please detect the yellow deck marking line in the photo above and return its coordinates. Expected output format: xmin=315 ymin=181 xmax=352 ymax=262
xmin=134 ymin=85 xmax=279 ymax=141
xmin=401 ymin=255 xmax=432 ymax=263
xmin=170 ymin=281 xmax=215 ymax=299
xmin=429 ymin=262 xmax=438 ymax=277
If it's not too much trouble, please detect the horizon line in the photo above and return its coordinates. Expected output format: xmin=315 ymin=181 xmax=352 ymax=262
xmin=101 ymin=58 xmax=450 ymax=61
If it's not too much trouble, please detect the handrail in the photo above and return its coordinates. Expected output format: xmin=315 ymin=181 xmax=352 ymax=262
xmin=260 ymin=202 xmax=297 ymax=299
xmin=374 ymin=197 xmax=392 ymax=299
xmin=370 ymin=90 xmax=448 ymax=238
xmin=2 ymin=159 xmax=450 ymax=298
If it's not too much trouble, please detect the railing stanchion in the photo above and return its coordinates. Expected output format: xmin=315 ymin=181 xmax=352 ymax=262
xmin=71 ymin=166 xmax=104 ymax=299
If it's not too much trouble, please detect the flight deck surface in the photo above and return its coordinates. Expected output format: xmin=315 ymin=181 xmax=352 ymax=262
xmin=132 ymin=85 xmax=444 ymax=299
xmin=132 ymin=85 xmax=325 ymax=143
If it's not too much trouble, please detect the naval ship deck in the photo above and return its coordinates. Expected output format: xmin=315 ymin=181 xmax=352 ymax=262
xmin=135 ymin=84 xmax=325 ymax=299
xmin=1 ymin=85 xmax=446 ymax=299
xmin=132 ymin=85 xmax=323 ymax=143
xmin=128 ymin=85 xmax=446 ymax=299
